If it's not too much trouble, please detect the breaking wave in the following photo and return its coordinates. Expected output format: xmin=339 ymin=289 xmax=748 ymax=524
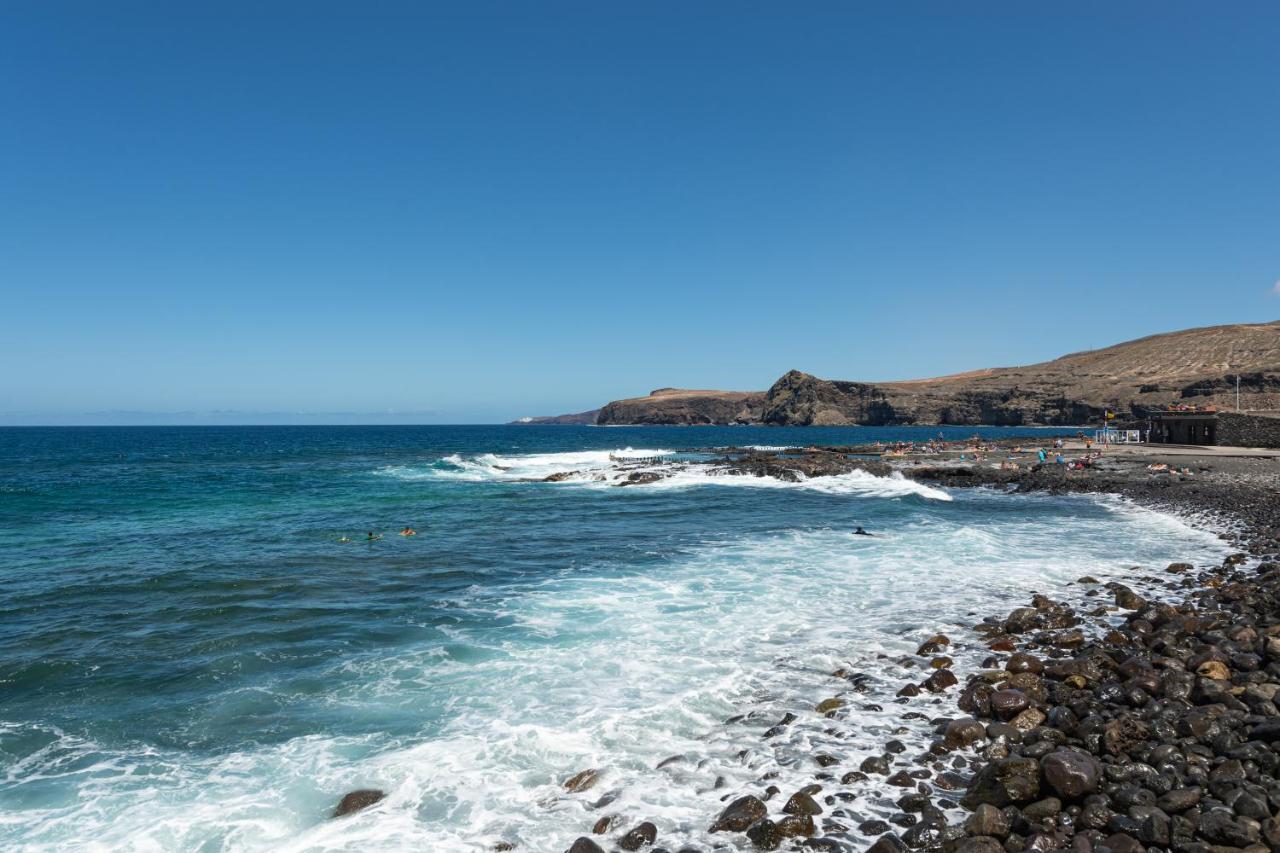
xmin=375 ymin=450 xmax=952 ymax=500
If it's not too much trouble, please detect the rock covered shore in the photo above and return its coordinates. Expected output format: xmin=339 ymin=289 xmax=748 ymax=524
xmin=552 ymin=446 xmax=1280 ymax=853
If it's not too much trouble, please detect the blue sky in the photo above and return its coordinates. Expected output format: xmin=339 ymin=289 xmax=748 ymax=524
xmin=2 ymin=2 xmax=1278 ymax=424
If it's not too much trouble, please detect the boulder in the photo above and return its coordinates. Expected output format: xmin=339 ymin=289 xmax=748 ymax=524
xmin=1040 ymin=749 xmax=1102 ymax=800
xmin=961 ymin=756 xmax=1040 ymax=808
xmin=563 ymin=769 xmax=600 ymax=793
xmin=782 ymin=791 xmax=823 ymax=815
xmin=776 ymin=814 xmax=815 ymax=837
xmin=619 ymin=821 xmax=657 ymax=850
xmin=332 ymin=789 xmax=386 ymax=818
xmin=944 ymin=717 xmax=986 ymax=749
xmin=924 ymin=669 xmax=959 ymax=692
xmin=744 ymin=817 xmax=781 ymax=849
xmin=566 ymin=839 xmax=606 ymax=853
xmin=710 ymin=795 xmax=767 ymax=833
xmin=989 ymin=689 xmax=1030 ymax=721
xmin=964 ymin=803 xmax=1010 ymax=838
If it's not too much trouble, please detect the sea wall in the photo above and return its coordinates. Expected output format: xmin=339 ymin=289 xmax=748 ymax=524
xmin=1217 ymin=412 xmax=1280 ymax=449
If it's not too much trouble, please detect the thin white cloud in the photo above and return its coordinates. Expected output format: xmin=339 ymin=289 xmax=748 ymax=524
xmin=1273 ymin=279 xmax=1280 ymax=296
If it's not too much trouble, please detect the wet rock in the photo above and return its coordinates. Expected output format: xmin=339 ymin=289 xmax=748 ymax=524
xmin=952 ymin=838 xmax=1005 ymax=853
xmin=1009 ymin=708 xmax=1046 ymax=733
xmin=783 ymin=791 xmax=823 ymax=815
xmin=815 ymin=697 xmax=844 ymax=714
xmin=866 ymin=833 xmax=908 ymax=853
xmin=591 ymin=816 xmax=613 ymax=834
xmin=777 ymin=814 xmax=815 ymax=838
xmin=861 ymin=756 xmax=891 ymax=775
xmin=989 ymin=689 xmax=1029 ymax=721
xmin=887 ymin=771 xmax=915 ymax=787
xmin=1021 ymin=796 xmax=1062 ymax=820
xmin=1041 ymin=749 xmax=1102 ymax=800
xmin=1102 ymin=832 xmax=1142 ymax=853
xmin=566 ymin=838 xmax=606 ymax=853
xmin=564 ymin=769 xmax=600 ymax=793
xmin=1195 ymin=660 xmax=1231 ymax=680
xmin=924 ymin=669 xmax=959 ymax=692
xmin=1112 ymin=586 xmax=1147 ymax=610
xmin=1103 ymin=716 xmax=1151 ymax=756
xmin=1156 ymin=786 xmax=1201 ymax=812
xmin=1005 ymin=608 xmax=1041 ymax=634
xmin=332 ymin=789 xmax=386 ymax=817
xmin=1196 ymin=809 xmax=1260 ymax=847
xmin=961 ymin=756 xmax=1040 ymax=808
xmin=744 ymin=818 xmax=781 ymax=850
xmin=964 ymin=803 xmax=1010 ymax=838
xmin=1005 ymin=653 xmax=1043 ymax=675
xmin=944 ymin=717 xmax=986 ymax=750
xmin=860 ymin=819 xmax=891 ymax=836
xmin=917 ymin=635 xmax=951 ymax=655
xmin=619 ymin=821 xmax=657 ymax=850
xmin=709 ymin=795 xmax=767 ymax=833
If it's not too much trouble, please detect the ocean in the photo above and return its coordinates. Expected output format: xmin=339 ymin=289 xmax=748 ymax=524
xmin=0 ymin=425 xmax=1228 ymax=852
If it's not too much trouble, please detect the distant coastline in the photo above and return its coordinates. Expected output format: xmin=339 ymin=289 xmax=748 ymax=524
xmin=514 ymin=319 xmax=1280 ymax=427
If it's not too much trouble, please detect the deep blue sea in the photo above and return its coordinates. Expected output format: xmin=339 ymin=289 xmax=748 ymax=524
xmin=0 ymin=425 xmax=1227 ymax=851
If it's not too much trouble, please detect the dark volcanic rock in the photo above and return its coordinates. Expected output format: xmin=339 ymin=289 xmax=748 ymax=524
xmin=332 ymin=789 xmax=385 ymax=817
xmin=745 ymin=817 xmax=781 ymax=849
xmin=619 ymin=821 xmax=657 ymax=850
xmin=709 ymin=795 xmax=767 ymax=833
xmin=1040 ymin=749 xmax=1102 ymax=800
xmin=961 ymin=757 xmax=1040 ymax=808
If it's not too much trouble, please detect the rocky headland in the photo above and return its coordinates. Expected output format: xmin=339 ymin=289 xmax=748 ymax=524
xmin=530 ymin=320 xmax=1280 ymax=427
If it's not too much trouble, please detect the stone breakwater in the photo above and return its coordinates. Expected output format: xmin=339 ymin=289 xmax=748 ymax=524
xmin=545 ymin=447 xmax=1280 ymax=853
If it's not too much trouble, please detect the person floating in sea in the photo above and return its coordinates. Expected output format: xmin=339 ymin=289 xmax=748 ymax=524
xmin=337 ymin=535 xmax=351 ymax=543
xmin=853 ymin=526 xmax=872 ymax=536
xmin=366 ymin=531 xmax=382 ymax=541
xmin=399 ymin=526 xmax=416 ymax=537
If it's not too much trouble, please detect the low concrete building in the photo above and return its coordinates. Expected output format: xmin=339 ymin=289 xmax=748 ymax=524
xmin=1148 ymin=410 xmax=1280 ymax=448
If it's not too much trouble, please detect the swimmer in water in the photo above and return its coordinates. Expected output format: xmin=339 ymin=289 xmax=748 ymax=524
xmin=366 ymin=531 xmax=382 ymax=541
xmin=337 ymin=535 xmax=351 ymax=543
xmin=400 ymin=526 xmax=416 ymax=537
xmin=853 ymin=526 xmax=871 ymax=536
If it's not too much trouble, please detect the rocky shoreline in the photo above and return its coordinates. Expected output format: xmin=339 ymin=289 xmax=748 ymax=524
xmin=549 ymin=444 xmax=1280 ymax=852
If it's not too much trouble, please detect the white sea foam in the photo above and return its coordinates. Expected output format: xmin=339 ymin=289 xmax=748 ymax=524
xmin=1 ymin=494 xmax=1228 ymax=852
xmin=378 ymin=450 xmax=952 ymax=500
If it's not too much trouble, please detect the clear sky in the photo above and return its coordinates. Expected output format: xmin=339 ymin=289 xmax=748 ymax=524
xmin=2 ymin=2 xmax=1278 ymax=424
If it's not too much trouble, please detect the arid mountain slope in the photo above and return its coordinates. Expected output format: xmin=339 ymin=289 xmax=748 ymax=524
xmin=591 ymin=320 xmax=1280 ymax=426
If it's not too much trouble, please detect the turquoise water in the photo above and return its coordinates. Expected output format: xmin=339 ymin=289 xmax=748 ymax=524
xmin=0 ymin=426 xmax=1227 ymax=851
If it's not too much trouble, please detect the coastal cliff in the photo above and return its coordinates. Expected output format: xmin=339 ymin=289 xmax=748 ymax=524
xmin=585 ymin=320 xmax=1280 ymax=426
xmin=594 ymin=388 xmax=766 ymax=426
